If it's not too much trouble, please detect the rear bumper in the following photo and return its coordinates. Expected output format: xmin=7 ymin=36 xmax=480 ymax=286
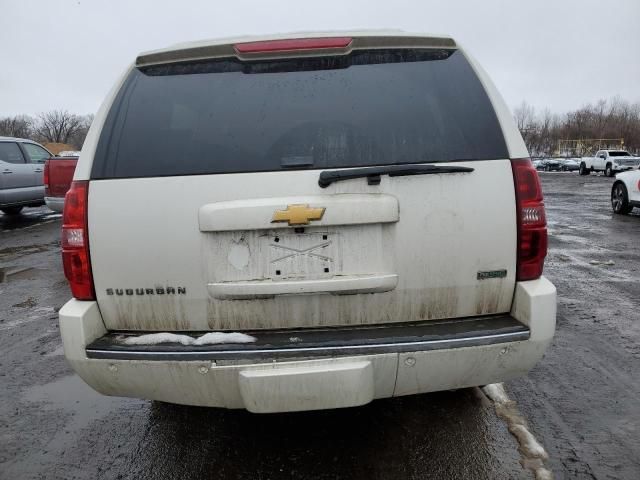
xmin=60 ymin=277 xmax=556 ymax=412
xmin=86 ymin=314 xmax=530 ymax=361
xmin=44 ymin=196 xmax=64 ymax=213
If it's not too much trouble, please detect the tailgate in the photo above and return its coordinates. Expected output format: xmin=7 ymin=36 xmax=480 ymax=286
xmin=89 ymin=161 xmax=516 ymax=331
xmin=86 ymin=42 xmax=517 ymax=331
xmin=48 ymin=158 xmax=77 ymax=197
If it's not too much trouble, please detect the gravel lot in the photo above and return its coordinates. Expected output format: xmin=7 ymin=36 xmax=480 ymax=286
xmin=1 ymin=172 xmax=638 ymax=480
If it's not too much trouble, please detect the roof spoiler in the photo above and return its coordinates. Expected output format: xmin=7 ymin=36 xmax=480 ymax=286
xmin=135 ymin=34 xmax=457 ymax=67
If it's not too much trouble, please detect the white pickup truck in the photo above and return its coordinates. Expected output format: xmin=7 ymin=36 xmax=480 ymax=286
xmin=579 ymin=150 xmax=640 ymax=177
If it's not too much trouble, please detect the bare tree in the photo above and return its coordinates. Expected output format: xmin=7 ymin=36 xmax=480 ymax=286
xmin=514 ymin=101 xmax=537 ymax=154
xmin=33 ymin=110 xmax=84 ymax=145
xmin=67 ymin=114 xmax=94 ymax=150
xmin=0 ymin=115 xmax=33 ymax=138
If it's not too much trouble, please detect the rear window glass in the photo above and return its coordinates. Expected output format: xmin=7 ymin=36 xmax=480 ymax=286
xmin=92 ymin=49 xmax=508 ymax=179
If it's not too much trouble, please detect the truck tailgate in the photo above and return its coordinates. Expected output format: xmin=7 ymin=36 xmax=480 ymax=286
xmin=89 ymin=160 xmax=517 ymax=331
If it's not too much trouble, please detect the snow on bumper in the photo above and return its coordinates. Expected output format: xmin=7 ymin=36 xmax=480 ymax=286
xmin=59 ymin=277 xmax=556 ymax=412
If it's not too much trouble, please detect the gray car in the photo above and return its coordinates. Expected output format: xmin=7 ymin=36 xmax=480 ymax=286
xmin=0 ymin=136 xmax=52 ymax=215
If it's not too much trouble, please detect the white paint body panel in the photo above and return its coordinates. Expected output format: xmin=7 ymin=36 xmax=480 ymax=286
xmin=615 ymin=169 xmax=640 ymax=203
xmin=59 ymin=277 xmax=555 ymax=411
xmin=89 ymin=160 xmax=517 ymax=331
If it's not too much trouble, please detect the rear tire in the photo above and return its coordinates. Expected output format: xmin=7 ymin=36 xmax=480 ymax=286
xmin=579 ymin=163 xmax=590 ymax=175
xmin=1 ymin=206 xmax=24 ymax=215
xmin=611 ymin=183 xmax=632 ymax=214
xmin=605 ymin=164 xmax=614 ymax=177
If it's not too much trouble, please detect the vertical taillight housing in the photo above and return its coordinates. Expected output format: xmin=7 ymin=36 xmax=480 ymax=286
xmin=62 ymin=181 xmax=95 ymax=300
xmin=43 ymin=159 xmax=51 ymax=196
xmin=511 ymin=159 xmax=547 ymax=281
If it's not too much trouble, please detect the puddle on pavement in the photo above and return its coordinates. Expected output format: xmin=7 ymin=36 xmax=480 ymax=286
xmin=0 ymin=306 xmax=58 ymax=331
xmin=10 ymin=376 xmax=146 ymax=476
xmin=0 ymin=314 xmax=45 ymax=331
xmin=24 ymin=375 xmax=123 ymax=421
xmin=0 ymin=208 xmax=61 ymax=231
xmin=0 ymin=243 xmax=55 ymax=259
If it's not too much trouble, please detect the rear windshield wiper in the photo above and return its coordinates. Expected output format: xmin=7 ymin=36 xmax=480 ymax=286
xmin=318 ymin=164 xmax=474 ymax=188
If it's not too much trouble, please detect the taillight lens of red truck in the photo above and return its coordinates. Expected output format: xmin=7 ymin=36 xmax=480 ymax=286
xmin=511 ymin=158 xmax=548 ymax=281
xmin=61 ymin=181 xmax=95 ymax=300
xmin=43 ymin=160 xmax=50 ymax=196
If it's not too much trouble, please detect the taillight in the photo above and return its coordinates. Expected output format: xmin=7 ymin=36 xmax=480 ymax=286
xmin=511 ymin=158 xmax=547 ymax=281
xmin=62 ymin=181 xmax=95 ymax=300
xmin=234 ymin=37 xmax=352 ymax=54
xmin=43 ymin=160 xmax=50 ymax=196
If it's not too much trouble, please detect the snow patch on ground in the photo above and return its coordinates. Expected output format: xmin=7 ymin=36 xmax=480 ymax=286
xmin=510 ymin=424 xmax=548 ymax=459
xmin=482 ymin=383 xmax=553 ymax=479
xmin=589 ymin=259 xmax=615 ymax=266
xmin=123 ymin=332 xmax=257 ymax=346
xmin=482 ymin=383 xmax=510 ymax=404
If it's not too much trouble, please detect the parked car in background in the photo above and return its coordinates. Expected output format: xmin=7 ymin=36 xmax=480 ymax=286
xmin=58 ymin=150 xmax=81 ymax=157
xmin=580 ymin=150 xmax=640 ymax=177
xmin=537 ymin=159 xmax=561 ymax=172
xmin=611 ymin=168 xmax=640 ymax=214
xmin=560 ymin=158 xmax=580 ymax=172
xmin=58 ymin=31 xmax=556 ymax=413
xmin=44 ymin=155 xmax=78 ymax=212
xmin=0 ymin=136 xmax=51 ymax=215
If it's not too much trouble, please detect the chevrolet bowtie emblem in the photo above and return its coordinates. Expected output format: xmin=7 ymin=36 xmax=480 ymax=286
xmin=271 ymin=204 xmax=326 ymax=226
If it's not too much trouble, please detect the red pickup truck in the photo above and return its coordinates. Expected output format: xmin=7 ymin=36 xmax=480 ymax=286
xmin=44 ymin=154 xmax=78 ymax=212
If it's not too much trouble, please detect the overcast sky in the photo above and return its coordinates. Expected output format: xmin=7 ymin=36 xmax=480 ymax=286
xmin=1 ymin=0 xmax=639 ymax=117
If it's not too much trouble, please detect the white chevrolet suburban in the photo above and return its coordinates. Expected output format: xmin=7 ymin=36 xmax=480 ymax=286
xmin=59 ymin=31 xmax=556 ymax=413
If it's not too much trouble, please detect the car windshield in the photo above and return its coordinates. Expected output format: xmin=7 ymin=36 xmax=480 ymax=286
xmin=609 ymin=151 xmax=631 ymax=157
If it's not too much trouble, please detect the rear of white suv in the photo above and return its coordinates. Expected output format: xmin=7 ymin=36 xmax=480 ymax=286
xmin=59 ymin=31 xmax=556 ymax=413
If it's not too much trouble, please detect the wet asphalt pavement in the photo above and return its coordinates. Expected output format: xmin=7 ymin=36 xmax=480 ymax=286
xmin=1 ymin=172 xmax=639 ymax=480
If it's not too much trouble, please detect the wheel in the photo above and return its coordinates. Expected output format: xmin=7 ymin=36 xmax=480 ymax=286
xmin=1 ymin=206 xmax=24 ymax=215
xmin=544 ymin=165 xmax=550 ymax=171
xmin=579 ymin=163 xmax=590 ymax=175
xmin=611 ymin=182 xmax=632 ymax=214
xmin=605 ymin=164 xmax=614 ymax=177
